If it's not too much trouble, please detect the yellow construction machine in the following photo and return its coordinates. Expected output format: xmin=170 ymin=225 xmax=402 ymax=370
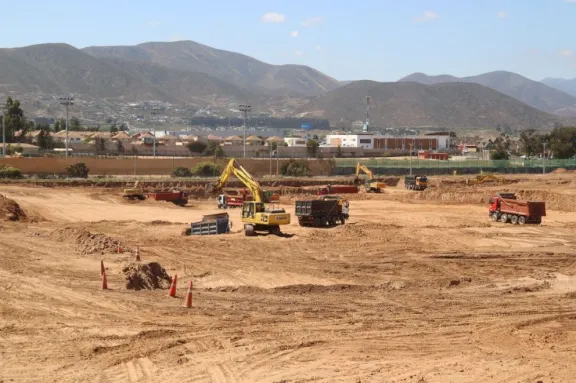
xmin=122 ymin=180 xmax=146 ymax=200
xmin=354 ymin=162 xmax=386 ymax=193
xmin=466 ymin=174 xmax=507 ymax=186
xmin=206 ymin=159 xmax=291 ymax=236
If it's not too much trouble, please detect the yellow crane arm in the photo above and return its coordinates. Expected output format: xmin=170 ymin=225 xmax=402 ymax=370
xmin=210 ymin=159 xmax=264 ymax=202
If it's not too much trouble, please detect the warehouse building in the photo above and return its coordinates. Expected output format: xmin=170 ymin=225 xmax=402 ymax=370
xmin=326 ymin=132 xmax=453 ymax=150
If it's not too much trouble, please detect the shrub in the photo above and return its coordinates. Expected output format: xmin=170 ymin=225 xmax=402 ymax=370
xmin=281 ymin=160 xmax=311 ymax=177
xmin=172 ymin=166 xmax=193 ymax=177
xmin=0 ymin=165 xmax=23 ymax=179
xmin=190 ymin=161 xmax=221 ymax=177
xmin=187 ymin=141 xmax=207 ymax=154
xmin=66 ymin=163 xmax=89 ymax=178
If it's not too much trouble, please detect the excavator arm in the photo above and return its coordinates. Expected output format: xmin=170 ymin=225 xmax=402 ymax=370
xmin=354 ymin=162 xmax=374 ymax=184
xmin=207 ymin=159 xmax=264 ymax=202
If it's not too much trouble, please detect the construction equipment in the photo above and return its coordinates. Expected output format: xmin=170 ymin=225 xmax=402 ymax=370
xmin=466 ymin=174 xmax=507 ymax=186
xmin=317 ymin=185 xmax=359 ymax=195
xmin=295 ymin=195 xmax=349 ymax=227
xmin=488 ymin=193 xmax=546 ymax=225
xmin=184 ymin=213 xmax=231 ymax=235
xmin=206 ymin=159 xmax=290 ymax=236
xmin=354 ymin=162 xmax=386 ymax=193
xmin=122 ymin=180 xmax=146 ymax=200
xmin=148 ymin=190 xmax=189 ymax=206
xmin=404 ymin=175 xmax=428 ymax=191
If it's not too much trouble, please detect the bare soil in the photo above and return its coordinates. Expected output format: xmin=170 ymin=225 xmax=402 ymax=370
xmin=1 ymin=173 xmax=576 ymax=382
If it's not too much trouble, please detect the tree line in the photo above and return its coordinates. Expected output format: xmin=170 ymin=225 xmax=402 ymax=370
xmin=488 ymin=126 xmax=576 ymax=160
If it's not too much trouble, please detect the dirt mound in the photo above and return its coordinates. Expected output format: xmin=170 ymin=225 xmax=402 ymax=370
xmin=0 ymin=194 xmax=27 ymax=221
xmin=50 ymin=227 xmax=125 ymax=255
xmin=122 ymin=262 xmax=172 ymax=290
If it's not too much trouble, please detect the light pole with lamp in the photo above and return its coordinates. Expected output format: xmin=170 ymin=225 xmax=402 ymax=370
xmin=239 ymin=104 xmax=251 ymax=158
xmin=59 ymin=96 xmax=74 ymax=158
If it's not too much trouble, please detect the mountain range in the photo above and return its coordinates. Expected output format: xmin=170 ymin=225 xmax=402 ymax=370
xmin=0 ymin=40 xmax=575 ymax=130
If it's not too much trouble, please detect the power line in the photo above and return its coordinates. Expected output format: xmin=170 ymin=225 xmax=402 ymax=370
xmin=239 ymin=104 xmax=251 ymax=158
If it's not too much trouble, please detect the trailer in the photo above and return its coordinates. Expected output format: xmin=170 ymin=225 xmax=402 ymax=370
xmin=404 ymin=175 xmax=428 ymax=191
xmin=148 ymin=190 xmax=189 ymax=206
xmin=186 ymin=213 xmax=231 ymax=235
xmin=295 ymin=197 xmax=349 ymax=227
xmin=317 ymin=185 xmax=359 ymax=195
xmin=489 ymin=193 xmax=546 ymax=225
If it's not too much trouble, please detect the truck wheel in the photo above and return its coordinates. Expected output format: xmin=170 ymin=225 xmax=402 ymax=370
xmin=491 ymin=213 xmax=499 ymax=222
xmin=340 ymin=215 xmax=346 ymax=224
xmin=500 ymin=214 xmax=508 ymax=223
xmin=518 ymin=216 xmax=526 ymax=225
xmin=244 ymin=224 xmax=255 ymax=236
xmin=510 ymin=215 xmax=519 ymax=224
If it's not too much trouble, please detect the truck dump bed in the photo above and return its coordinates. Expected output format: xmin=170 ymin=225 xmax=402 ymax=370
xmin=500 ymin=198 xmax=546 ymax=217
xmin=295 ymin=200 xmax=339 ymax=217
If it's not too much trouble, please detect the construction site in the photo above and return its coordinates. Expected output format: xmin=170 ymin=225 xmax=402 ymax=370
xmin=1 ymin=162 xmax=576 ymax=383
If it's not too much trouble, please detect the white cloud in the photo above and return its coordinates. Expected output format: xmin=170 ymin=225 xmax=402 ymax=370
xmin=301 ymin=17 xmax=324 ymax=27
xmin=146 ymin=20 xmax=161 ymax=26
xmin=563 ymin=0 xmax=576 ymax=3
xmin=291 ymin=30 xmax=299 ymax=37
xmin=315 ymin=45 xmax=324 ymax=52
xmin=261 ymin=12 xmax=285 ymax=23
xmin=559 ymin=49 xmax=574 ymax=57
xmin=496 ymin=11 xmax=509 ymax=18
xmin=295 ymin=50 xmax=304 ymax=56
xmin=414 ymin=11 xmax=439 ymax=23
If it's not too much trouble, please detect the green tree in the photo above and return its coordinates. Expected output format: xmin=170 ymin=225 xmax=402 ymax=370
xmin=3 ymin=97 xmax=28 ymax=143
xmin=70 ymin=117 xmax=82 ymax=131
xmin=490 ymin=133 xmax=511 ymax=160
xmin=549 ymin=126 xmax=576 ymax=159
xmin=37 ymin=130 xmax=54 ymax=151
xmin=119 ymin=123 xmax=128 ymax=131
xmin=519 ymin=129 xmax=546 ymax=157
xmin=336 ymin=145 xmax=343 ymax=158
xmin=109 ymin=123 xmax=118 ymax=133
xmin=203 ymin=141 xmax=223 ymax=158
xmin=306 ymin=139 xmax=319 ymax=157
xmin=187 ymin=141 xmax=207 ymax=154
xmin=93 ymin=137 xmax=107 ymax=154
xmin=116 ymin=140 xmax=125 ymax=155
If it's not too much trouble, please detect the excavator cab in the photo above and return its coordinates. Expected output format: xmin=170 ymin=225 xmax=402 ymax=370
xmin=355 ymin=161 xmax=386 ymax=193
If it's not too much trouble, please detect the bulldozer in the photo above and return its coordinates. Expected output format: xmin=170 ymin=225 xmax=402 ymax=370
xmin=206 ymin=159 xmax=291 ymax=236
xmin=354 ymin=162 xmax=386 ymax=193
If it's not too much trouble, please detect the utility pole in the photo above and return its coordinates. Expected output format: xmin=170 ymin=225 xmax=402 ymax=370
xmin=1 ymin=106 xmax=5 ymax=158
xmin=239 ymin=104 xmax=251 ymax=158
xmin=59 ymin=97 xmax=74 ymax=158
xmin=150 ymin=107 xmax=160 ymax=158
xmin=543 ymin=142 xmax=547 ymax=174
xmin=409 ymin=143 xmax=413 ymax=176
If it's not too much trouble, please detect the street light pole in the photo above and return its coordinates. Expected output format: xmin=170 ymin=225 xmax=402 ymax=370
xmin=543 ymin=142 xmax=547 ymax=174
xmin=409 ymin=143 xmax=413 ymax=176
xmin=150 ymin=108 xmax=160 ymax=158
xmin=1 ymin=107 xmax=5 ymax=158
xmin=239 ymin=104 xmax=251 ymax=158
xmin=59 ymin=97 xmax=74 ymax=158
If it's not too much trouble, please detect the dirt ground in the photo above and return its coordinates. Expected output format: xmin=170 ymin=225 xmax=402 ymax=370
xmin=1 ymin=173 xmax=576 ymax=382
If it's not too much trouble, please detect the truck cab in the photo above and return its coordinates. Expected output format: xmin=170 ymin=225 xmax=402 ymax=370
xmin=489 ymin=193 xmax=545 ymax=225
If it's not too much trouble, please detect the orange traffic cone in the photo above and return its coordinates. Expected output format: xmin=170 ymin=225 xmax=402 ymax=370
xmin=182 ymin=281 xmax=193 ymax=308
xmin=168 ymin=274 xmax=178 ymax=297
xmin=117 ymin=244 xmax=123 ymax=254
xmin=102 ymin=271 xmax=108 ymax=290
xmin=134 ymin=247 xmax=140 ymax=261
xmin=100 ymin=260 xmax=105 ymax=276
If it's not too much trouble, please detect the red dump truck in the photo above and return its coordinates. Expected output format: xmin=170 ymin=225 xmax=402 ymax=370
xmin=148 ymin=190 xmax=189 ymax=206
xmin=317 ymin=185 xmax=359 ymax=195
xmin=489 ymin=193 xmax=546 ymax=225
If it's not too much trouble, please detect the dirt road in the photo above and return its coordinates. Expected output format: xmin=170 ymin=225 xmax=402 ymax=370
xmin=1 ymin=176 xmax=576 ymax=382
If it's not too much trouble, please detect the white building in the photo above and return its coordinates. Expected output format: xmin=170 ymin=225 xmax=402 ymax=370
xmin=284 ymin=137 xmax=307 ymax=147
xmin=326 ymin=132 xmax=453 ymax=151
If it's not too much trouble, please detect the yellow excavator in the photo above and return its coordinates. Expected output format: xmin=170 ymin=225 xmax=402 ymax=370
xmin=466 ymin=174 xmax=507 ymax=186
xmin=354 ymin=162 xmax=387 ymax=193
xmin=122 ymin=180 xmax=146 ymax=200
xmin=206 ymin=159 xmax=291 ymax=236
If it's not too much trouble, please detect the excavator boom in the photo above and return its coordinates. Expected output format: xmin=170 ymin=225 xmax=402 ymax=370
xmin=208 ymin=159 xmax=264 ymax=202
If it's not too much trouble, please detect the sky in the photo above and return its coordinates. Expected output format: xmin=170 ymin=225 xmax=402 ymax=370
xmin=2 ymin=0 xmax=576 ymax=82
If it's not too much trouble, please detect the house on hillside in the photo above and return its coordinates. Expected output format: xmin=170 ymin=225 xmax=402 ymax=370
xmin=25 ymin=130 xmax=51 ymax=145
xmin=112 ymin=131 xmax=131 ymax=142
xmin=52 ymin=130 xmax=89 ymax=144
xmin=224 ymin=135 xmax=243 ymax=146
xmin=266 ymin=136 xmax=285 ymax=147
xmin=245 ymin=135 xmax=263 ymax=146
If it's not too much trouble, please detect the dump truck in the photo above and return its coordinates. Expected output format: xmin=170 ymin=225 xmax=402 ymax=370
xmin=295 ymin=195 xmax=349 ymax=227
xmin=148 ymin=190 xmax=189 ymax=206
xmin=404 ymin=175 xmax=428 ymax=191
xmin=217 ymin=194 xmax=246 ymax=209
xmin=317 ymin=185 xmax=359 ymax=195
xmin=184 ymin=213 xmax=231 ymax=235
xmin=489 ymin=193 xmax=546 ymax=225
